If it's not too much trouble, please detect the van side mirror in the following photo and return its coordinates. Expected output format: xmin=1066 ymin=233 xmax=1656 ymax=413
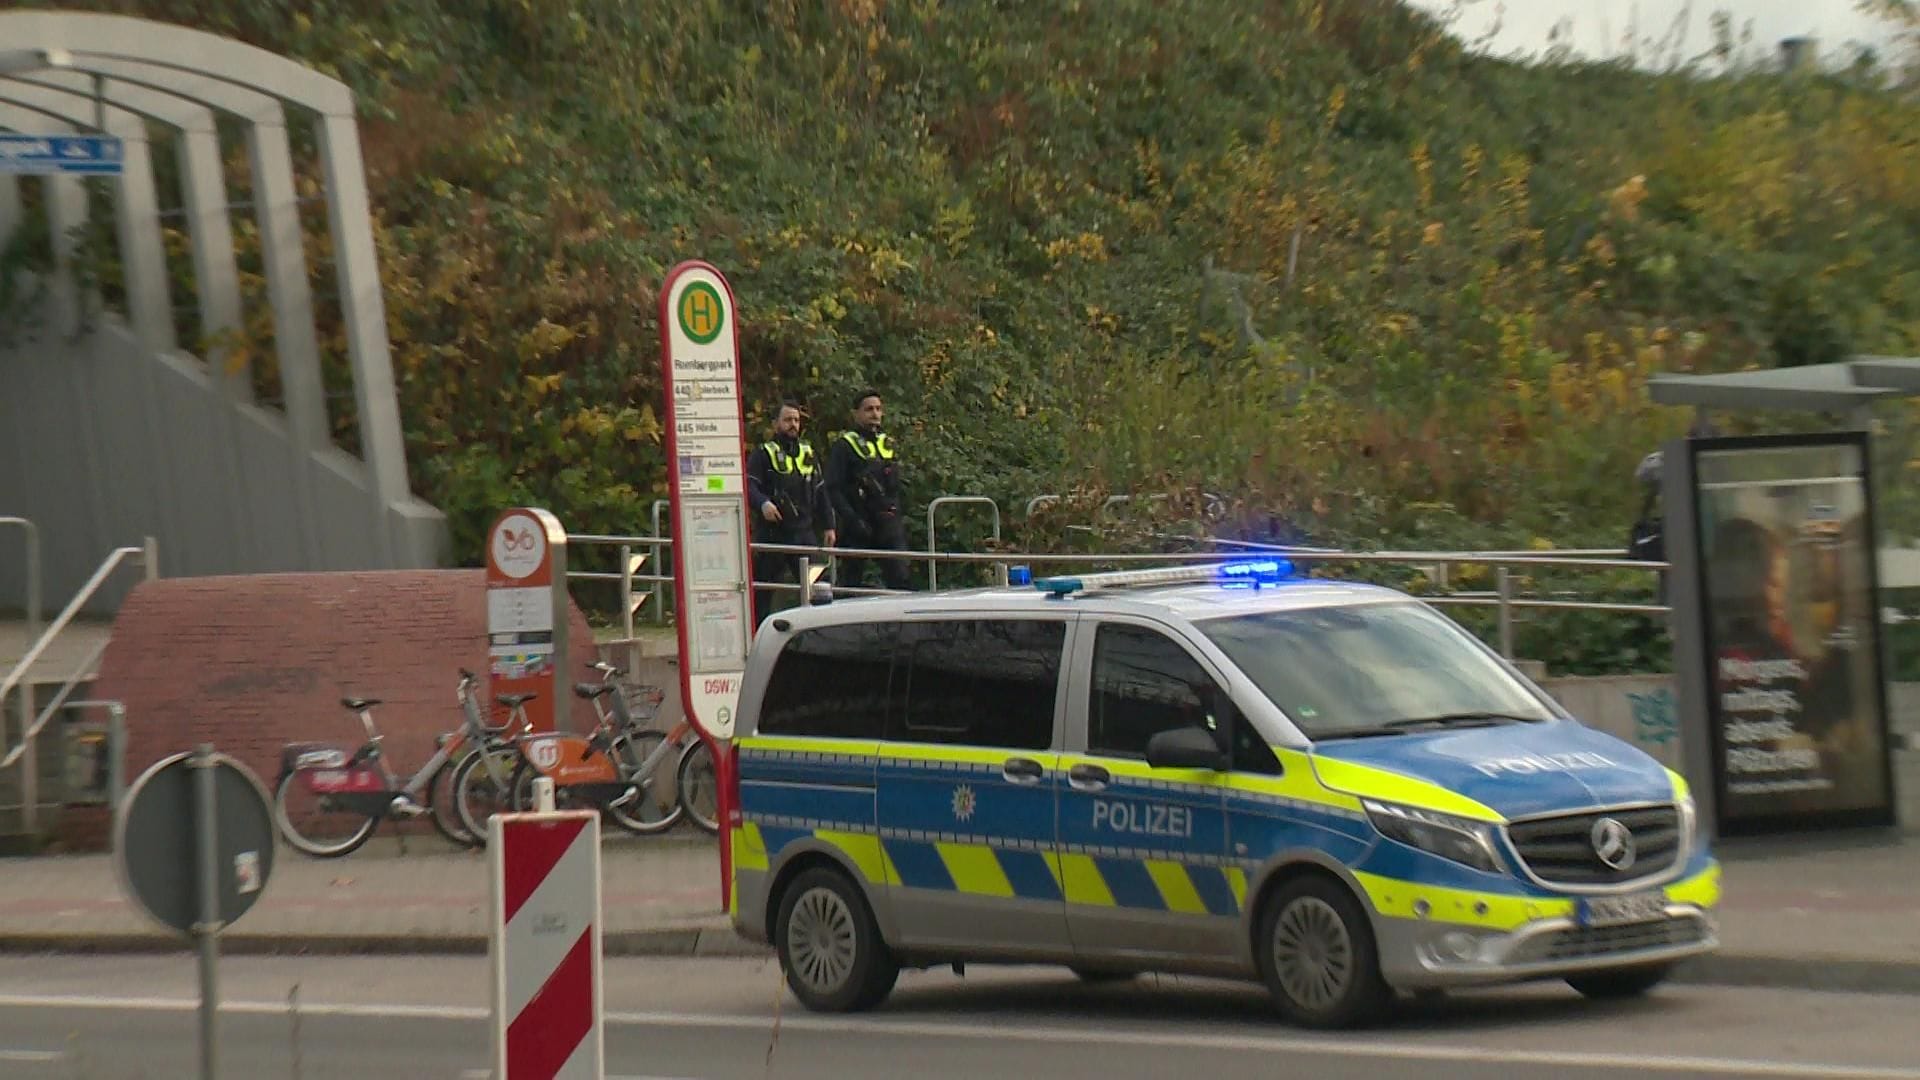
xmin=1146 ymin=726 xmax=1229 ymax=772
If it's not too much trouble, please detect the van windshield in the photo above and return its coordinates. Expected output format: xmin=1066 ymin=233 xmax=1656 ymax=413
xmin=1196 ymin=601 xmax=1557 ymax=741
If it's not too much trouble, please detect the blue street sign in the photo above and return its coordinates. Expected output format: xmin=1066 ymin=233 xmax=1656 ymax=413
xmin=0 ymin=134 xmax=125 ymax=176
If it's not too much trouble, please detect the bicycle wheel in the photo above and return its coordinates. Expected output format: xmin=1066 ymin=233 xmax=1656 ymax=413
xmin=426 ymin=753 xmax=476 ymax=848
xmin=508 ymin=758 xmax=601 ymax=816
xmin=677 ymin=739 xmax=719 ymax=834
xmin=451 ymin=748 xmax=518 ymax=847
xmin=605 ymin=731 xmax=683 ymax=836
xmin=273 ymin=772 xmax=378 ymax=858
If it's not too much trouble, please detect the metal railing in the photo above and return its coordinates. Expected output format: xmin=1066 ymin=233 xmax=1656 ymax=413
xmin=0 ymin=517 xmax=42 ymax=639
xmin=649 ymin=498 xmax=669 ymax=625
xmin=926 ymin=496 xmax=1002 ymax=592
xmin=564 ymin=532 xmax=1668 ymax=655
xmin=0 ymin=537 xmax=158 ymax=835
xmin=0 ymin=517 xmax=41 ymax=833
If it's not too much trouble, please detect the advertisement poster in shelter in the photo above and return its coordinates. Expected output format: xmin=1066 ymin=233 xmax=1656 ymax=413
xmin=1691 ymin=433 xmax=1894 ymax=834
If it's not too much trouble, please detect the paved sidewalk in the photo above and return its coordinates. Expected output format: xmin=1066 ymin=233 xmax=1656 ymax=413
xmin=2 ymin=827 xmax=1919 ymax=994
xmin=1698 ymin=828 xmax=1920 ymax=992
xmin=0 ymin=831 xmax=754 ymax=958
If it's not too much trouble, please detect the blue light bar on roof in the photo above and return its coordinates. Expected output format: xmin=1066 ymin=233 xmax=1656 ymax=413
xmin=1032 ymin=558 xmax=1296 ymax=597
xmin=1216 ymin=558 xmax=1294 ymax=588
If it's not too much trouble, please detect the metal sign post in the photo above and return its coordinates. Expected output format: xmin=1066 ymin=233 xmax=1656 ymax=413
xmin=115 ymin=745 xmax=275 ymax=1080
xmin=487 ymin=508 xmax=570 ymax=734
xmin=659 ymin=260 xmax=752 ymax=909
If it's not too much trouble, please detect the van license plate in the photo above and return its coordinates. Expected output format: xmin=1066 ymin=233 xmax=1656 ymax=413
xmin=1578 ymin=891 xmax=1668 ymax=928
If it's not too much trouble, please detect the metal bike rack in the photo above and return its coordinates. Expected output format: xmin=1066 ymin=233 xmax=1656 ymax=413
xmin=926 ymin=496 xmax=1002 ymax=592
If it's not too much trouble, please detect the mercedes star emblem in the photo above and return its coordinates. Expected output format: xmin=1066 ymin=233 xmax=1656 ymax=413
xmin=1590 ymin=817 xmax=1637 ymax=871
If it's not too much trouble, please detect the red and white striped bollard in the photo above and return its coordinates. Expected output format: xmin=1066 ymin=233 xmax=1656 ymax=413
xmin=489 ymin=776 xmax=604 ymax=1079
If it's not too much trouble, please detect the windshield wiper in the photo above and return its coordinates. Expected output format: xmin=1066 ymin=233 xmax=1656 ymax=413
xmin=1313 ymin=713 xmax=1544 ymax=741
xmin=1312 ymin=726 xmax=1408 ymax=741
xmin=1381 ymin=712 xmax=1540 ymax=729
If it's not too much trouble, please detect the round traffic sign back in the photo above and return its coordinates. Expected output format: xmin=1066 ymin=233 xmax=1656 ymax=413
xmin=114 ymin=749 xmax=276 ymax=937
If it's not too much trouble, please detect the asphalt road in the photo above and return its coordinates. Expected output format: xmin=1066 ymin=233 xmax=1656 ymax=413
xmin=0 ymin=954 xmax=1917 ymax=1079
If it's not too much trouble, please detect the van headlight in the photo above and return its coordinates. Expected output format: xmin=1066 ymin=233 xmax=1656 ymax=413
xmin=1363 ymin=799 xmax=1505 ymax=874
xmin=1679 ymin=793 xmax=1697 ymax=847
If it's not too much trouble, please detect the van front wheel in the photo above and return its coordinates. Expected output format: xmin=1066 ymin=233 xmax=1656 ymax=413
xmin=1257 ymin=876 xmax=1390 ymax=1029
xmin=775 ymin=867 xmax=898 ymax=1012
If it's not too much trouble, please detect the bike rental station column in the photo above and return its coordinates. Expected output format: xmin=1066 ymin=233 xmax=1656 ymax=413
xmin=487 ymin=507 xmax=570 ymax=734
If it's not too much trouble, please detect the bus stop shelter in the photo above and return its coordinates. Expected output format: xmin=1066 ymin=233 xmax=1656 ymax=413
xmin=1649 ymin=355 xmax=1920 ymax=422
xmin=1648 ymin=356 xmax=1918 ymax=839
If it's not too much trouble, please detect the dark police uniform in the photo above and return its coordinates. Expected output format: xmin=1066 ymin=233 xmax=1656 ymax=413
xmin=746 ymin=434 xmax=833 ymax=619
xmin=824 ymin=426 xmax=908 ymax=592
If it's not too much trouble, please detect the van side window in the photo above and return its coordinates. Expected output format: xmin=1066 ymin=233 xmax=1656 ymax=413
xmin=1090 ymin=624 xmax=1226 ymax=759
xmin=893 ymin=619 xmax=1063 ymax=750
xmin=1232 ymin=716 xmax=1283 ymax=775
xmin=757 ymin=623 xmax=899 ymax=739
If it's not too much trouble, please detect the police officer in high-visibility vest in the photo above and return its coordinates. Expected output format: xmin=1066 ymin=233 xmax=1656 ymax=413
xmin=825 ymin=388 xmax=910 ymax=593
xmin=747 ymin=400 xmax=836 ymax=621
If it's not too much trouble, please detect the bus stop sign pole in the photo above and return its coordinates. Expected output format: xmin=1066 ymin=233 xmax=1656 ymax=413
xmin=658 ymin=260 xmax=753 ymax=910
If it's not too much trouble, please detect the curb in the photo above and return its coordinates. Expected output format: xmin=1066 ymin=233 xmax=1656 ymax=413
xmin=0 ymin=927 xmax=772 ymax=960
xmin=1674 ymin=953 xmax=1920 ymax=997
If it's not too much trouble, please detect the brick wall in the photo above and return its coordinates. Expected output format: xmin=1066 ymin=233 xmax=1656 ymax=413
xmin=60 ymin=570 xmax=601 ymax=849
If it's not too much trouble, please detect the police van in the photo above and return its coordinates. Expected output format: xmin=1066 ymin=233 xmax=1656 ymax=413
xmin=726 ymin=560 xmax=1720 ymax=1028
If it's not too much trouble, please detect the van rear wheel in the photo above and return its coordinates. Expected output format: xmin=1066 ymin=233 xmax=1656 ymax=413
xmin=1256 ymin=876 xmax=1390 ymax=1029
xmin=775 ymin=867 xmax=898 ymax=1012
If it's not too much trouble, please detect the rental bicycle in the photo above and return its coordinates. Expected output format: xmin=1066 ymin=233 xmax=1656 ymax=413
xmin=513 ymin=662 xmax=706 ymax=834
xmin=447 ymin=682 xmax=640 ymax=846
xmin=665 ymin=712 xmax=718 ymax=835
xmin=592 ymin=661 xmax=718 ymax=835
xmin=597 ymin=660 xmax=718 ymax=835
xmin=272 ymin=670 xmax=531 ymax=858
xmin=473 ymin=661 xmax=718 ymax=835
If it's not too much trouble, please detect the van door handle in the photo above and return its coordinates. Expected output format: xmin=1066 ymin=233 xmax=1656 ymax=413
xmin=1002 ymin=757 xmax=1044 ymax=785
xmin=1068 ymin=763 xmax=1110 ymax=791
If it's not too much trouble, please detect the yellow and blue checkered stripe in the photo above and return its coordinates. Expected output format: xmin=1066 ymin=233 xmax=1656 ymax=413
xmin=734 ymin=811 xmax=1252 ymax=916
